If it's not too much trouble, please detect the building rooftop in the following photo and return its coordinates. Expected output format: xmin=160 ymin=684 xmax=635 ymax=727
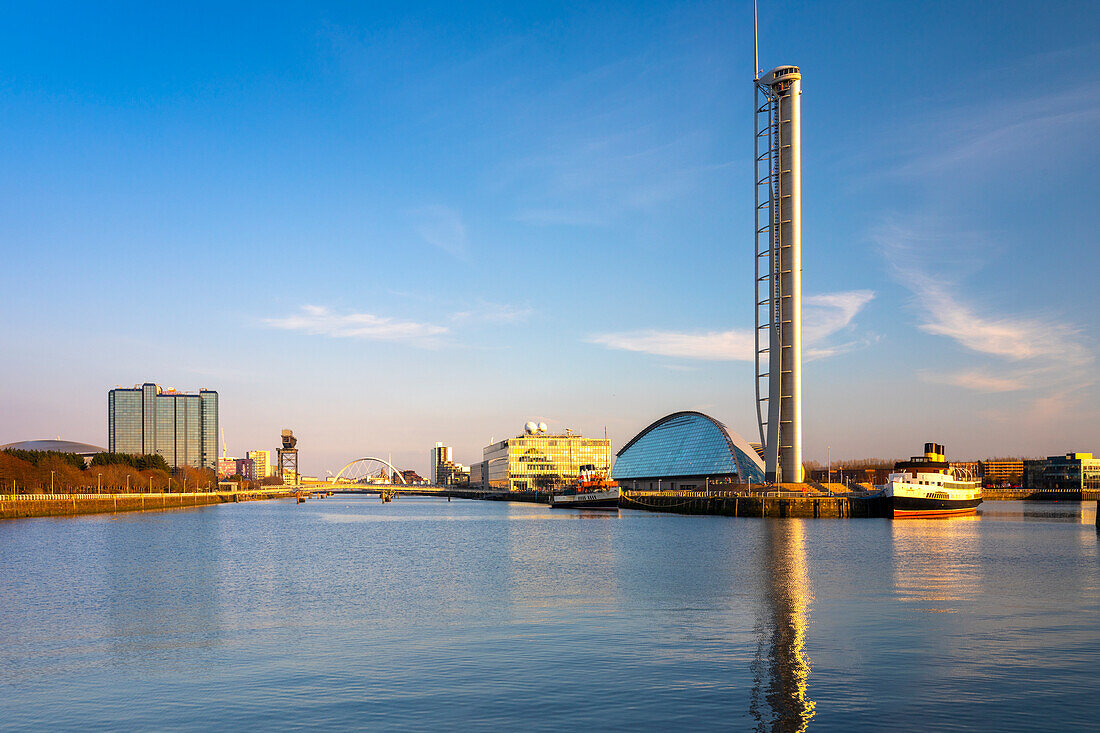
xmin=1 ymin=439 xmax=106 ymax=455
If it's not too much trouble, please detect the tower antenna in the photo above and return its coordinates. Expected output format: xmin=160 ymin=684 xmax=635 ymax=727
xmin=753 ymin=0 xmax=759 ymax=81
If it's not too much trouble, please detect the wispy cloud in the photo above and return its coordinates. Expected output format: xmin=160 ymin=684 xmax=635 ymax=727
xmin=450 ymin=301 xmax=532 ymax=324
xmin=920 ymin=370 xmax=1028 ymax=394
xmin=896 ymin=82 xmax=1100 ymax=178
xmin=875 ymin=221 xmax=1094 ymax=410
xmin=410 ymin=205 xmax=469 ymax=258
xmin=590 ymin=328 xmax=754 ymax=361
xmin=265 ymin=305 xmax=448 ymax=346
xmin=589 ymin=289 xmax=875 ymax=362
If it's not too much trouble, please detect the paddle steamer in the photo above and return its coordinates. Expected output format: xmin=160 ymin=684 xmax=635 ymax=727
xmin=882 ymin=443 xmax=982 ymax=518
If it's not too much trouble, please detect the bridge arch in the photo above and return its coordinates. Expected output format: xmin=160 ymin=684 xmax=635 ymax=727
xmin=333 ymin=457 xmax=408 ymax=485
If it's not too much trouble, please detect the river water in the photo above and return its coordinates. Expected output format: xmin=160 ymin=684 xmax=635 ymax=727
xmin=1 ymin=498 xmax=1098 ymax=731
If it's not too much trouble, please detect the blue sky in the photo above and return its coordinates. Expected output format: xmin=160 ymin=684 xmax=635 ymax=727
xmin=2 ymin=1 xmax=1098 ymax=474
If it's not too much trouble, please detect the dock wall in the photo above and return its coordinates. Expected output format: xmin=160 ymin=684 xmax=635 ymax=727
xmin=619 ymin=491 xmax=888 ymax=518
xmin=982 ymin=488 xmax=1100 ymax=501
xmin=0 ymin=489 xmax=297 ymax=521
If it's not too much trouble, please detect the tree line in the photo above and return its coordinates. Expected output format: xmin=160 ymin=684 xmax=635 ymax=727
xmin=1 ymin=449 xmax=216 ymax=494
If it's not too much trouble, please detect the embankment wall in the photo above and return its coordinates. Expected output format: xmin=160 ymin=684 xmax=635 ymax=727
xmin=0 ymin=489 xmax=296 ymax=520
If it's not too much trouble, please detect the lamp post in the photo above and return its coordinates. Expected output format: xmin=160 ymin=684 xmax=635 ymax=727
xmin=126 ymin=475 xmax=130 ymax=493
xmin=97 ymin=473 xmax=102 ymax=493
xmin=149 ymin=475 xmax=153 ymax=493
xmin=50 ymin=470 xmax=55 ymax=493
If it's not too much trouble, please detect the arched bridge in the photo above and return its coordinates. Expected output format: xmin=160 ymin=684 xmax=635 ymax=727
xmin=333 ymin=457 xmax=408 ymax=485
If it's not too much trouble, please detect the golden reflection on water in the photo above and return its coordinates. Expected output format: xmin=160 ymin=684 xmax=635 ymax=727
xmin=751 ymin=520 xmax=815 ymax=733
xmin=504 ymin=503 xmax=622 ymax=614
xmin=890 ymin=514 xmax=982 ymax=611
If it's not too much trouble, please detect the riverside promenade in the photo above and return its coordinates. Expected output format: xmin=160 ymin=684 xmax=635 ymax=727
xmin=0 ymin=487 xmax=299 ymax=520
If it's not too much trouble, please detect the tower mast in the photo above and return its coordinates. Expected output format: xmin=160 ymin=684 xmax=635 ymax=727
xmin=753 ymin=19 xmax=802 ymax=483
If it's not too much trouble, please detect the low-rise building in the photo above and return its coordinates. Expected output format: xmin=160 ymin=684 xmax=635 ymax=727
xmin=978 ymin=459 xmax=1024 ymax=488
xmin=1023 ymin=459 xmax=1047 ymax=490
xmin=808 ymin=466 xmax=892 ymax=486
xmin=1037 ymin=453 xmax=1100 ymax=492
xmin=218 ymin=457 xmax=255 ymax=480
xmin=478 ymin=422 xmax=611 ymax=492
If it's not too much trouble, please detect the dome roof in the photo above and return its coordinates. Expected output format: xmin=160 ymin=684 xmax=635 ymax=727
xmin=610 ymin=411 xmax=765 ymax=483
xmin=1 ymin=439 xmax=106 ymax=456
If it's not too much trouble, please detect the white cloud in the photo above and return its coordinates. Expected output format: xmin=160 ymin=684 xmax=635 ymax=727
xmin=450 ymin=301 xmax=532 ymax=324
xmin=265 ymin=305 xmax=448 ymax=346
xmin=875 ymin=221 xmax=1095 ymax=407
xmin=589 ymin=289 xmax=875 ymax=362
xmin=590 ymin=328 xmax=755 ymax=361
xmin=411 ymin=205 xmax=468 ymax=258
xmin=803 ymin=291 xmax=875 ymax=343
xmin=916 ymin=280 xmax=1087 ymax=364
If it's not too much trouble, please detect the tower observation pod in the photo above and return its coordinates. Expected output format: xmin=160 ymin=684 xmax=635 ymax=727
xmin=754 ymin=64 xmax=802 ymax=483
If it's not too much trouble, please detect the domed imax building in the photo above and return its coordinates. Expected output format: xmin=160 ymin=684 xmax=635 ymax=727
xmin=0 ymin=440 xmax=106 ymax=466
xmin=609 ymin=412 xmax=765 ymax=490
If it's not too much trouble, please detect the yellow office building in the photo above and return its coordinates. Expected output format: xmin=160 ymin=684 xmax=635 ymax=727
xmin=475 ymin=422 xmax=611 ymax=492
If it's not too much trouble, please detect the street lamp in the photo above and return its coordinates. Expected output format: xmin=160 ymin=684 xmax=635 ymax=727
xmin=97 ymin=473 xmax=102 ymax=493
xmin=126 ymin=475 xmax=130 ymax=493
xmin=50 ymin=470 xmax=55 ymax=493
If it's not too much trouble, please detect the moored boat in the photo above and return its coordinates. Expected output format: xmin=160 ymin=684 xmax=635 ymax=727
xmin=549 ymin=471 xmax=620 ymax=509
xmin=881 ymin=443 xmax=981 ymax=518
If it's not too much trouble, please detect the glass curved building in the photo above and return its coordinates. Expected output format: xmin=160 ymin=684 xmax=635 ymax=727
xmin=610 ymin=411 xmax=765 ymax=490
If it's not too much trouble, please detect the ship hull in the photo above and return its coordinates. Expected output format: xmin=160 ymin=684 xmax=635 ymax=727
xmin=549 ymin=488 xmax=620 ymax=509
xmin=890 ymin=495 xmax=982 ymax=518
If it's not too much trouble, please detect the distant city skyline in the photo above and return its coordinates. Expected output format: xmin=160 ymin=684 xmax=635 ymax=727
xmin=2 ymin=1 xmax=1098 ymax=475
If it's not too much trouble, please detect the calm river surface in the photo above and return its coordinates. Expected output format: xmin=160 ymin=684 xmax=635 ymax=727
xmin=1 ymin=498 xmax=1098 ymax=731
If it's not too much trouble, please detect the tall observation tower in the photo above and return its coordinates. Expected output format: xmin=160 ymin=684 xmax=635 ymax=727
xmin=753 ymin=45 xmax=803 ymax=481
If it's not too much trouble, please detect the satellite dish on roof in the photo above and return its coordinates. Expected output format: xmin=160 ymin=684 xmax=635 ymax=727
xmin=537 ymin=422 xmax=548 ymax=433
xmin=524 ymin=421 xmax=537 ymax=435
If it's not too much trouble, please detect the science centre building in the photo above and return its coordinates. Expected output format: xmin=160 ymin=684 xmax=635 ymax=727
xmin=609 ymin=411 xmax=766 ymax=491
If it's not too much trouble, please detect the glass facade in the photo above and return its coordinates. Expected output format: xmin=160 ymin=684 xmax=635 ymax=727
xmin=108 ymin=383 xmax=219 ymax=470
xmin=610 ymin=411 xmax=765 ymax=486
xmin=1035 ymin=453 xmax=1100 ymax=491
xmin=480 ymin=432 xmax=611 ymax=491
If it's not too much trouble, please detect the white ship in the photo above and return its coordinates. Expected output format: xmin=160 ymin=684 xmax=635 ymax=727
xmin=882 ymin=443 xmax=982 ymax=518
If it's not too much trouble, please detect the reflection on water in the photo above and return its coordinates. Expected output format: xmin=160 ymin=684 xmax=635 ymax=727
xmin=978 ymin=500 xmax=1098 ymax=525
xmin=504 ymin=503 xmax=622 ymax=614
xmin=891 ymin=513 xmax=982 ymax=611
xmin=104 ymin=510 xmax=224 ymax=665
xmin=2 ymin=497 xmax=1099 ymax=731
xmin=751 ymin=520 xmax=815 ymax=732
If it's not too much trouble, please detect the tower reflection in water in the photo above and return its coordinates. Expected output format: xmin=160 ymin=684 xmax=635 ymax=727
xmin=751 ymin=520 xmax=815 ymax=732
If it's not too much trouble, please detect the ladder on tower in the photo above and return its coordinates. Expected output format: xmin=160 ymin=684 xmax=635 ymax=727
xmin=753 ymin=79 xmax=778 ymax=455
